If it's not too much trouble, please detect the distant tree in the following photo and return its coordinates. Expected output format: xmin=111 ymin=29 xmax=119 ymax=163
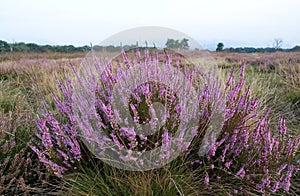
xmin=228 ymin=47 xmax=235 ymax=52
xmin=216 ymin=42 xmax=224 ymax=52
xmin=264 ymin=47 xmax=276 ymax=53
xmin=0 ymin=40 xmax=10 ymax=52
xmin=180 ymin=38 xmax=189 ymax=50
xmin=26 ymin=43 xmax=44 ymax=52
xmin=174 ymin=39 xmax=180 ymax=49
xmin=91 ymin=45 xmax=103 ymax=51
xmin=244 ymin=47 xmax=257 ymax=53
xmin=165 ymin=38 xmax=176 ymax=49
xmin=105 ymin=45 xmax=117 ymax=52
xmin=291 ymin=45 xmax=300 ymax=52
xmin=78 ymin=45 xmax=91 ymax=52
xmin=273 ymin=38 xmax=283 ymax=50
xmin=65 ymin=45 xmax=77 ymax=52
xmin=41 ymin=45 xmax=54 ymax=52
xmin=165 ymin=38 xmax=189 ymax=50
xmin=12 ymin=42 xmax=30 ymax=52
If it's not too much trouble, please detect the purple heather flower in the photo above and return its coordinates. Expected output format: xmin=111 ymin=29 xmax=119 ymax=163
xmin=278 ymin=116 xmax=287 ymax=134
xmin=221 ymin=144 xmax=230 ymax=162
xmin=225 ymin=161 xmax=232 ymax=169
xmin=162 ymin=130 xmax=172 ymax=149
xmin=204 ymin=172 xmax=210 ymax=185
xmin=226 ymin=71 xmax=234 ymax=87
xmin=248 ymin=98 xmax=258 ymax=113
xmin=236 ymin=167 xmax=245 ymax=179
xmin=39 ymin=120 xmax=53 ymax=149
xmin=262 ymin=177 xmax=270 ymax=188
xmin=121 ymin=48 xmax=129 ymax=67
xmin=50 ymin=162 xmax=68 ymax=178
xmin=239 ymin=61 xmax=246 ymax=78
xmin=270 ymin=182 xmax=280 ymax=193
xmin=282 ymin=180 xmax=291 ymax=192
xmin=129 ymin=103 xmax=139 ymax=123
xmin=201 ymin=85 xmax=210 ymax=100
xmin=110 ymin=132 xmax=124 ymax=150
xmin=136 ymin=47 xmax=141 ymax=60
xmin=191 ymin=160 xmax=202 ymax=165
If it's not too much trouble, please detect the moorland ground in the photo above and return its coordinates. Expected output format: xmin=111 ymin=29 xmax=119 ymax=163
xmin=0 ymin=51 xmax=299 ymax=195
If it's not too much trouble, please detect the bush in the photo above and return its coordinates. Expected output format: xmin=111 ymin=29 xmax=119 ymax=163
xmin=30 ymin=48 xmax=300 ymax=194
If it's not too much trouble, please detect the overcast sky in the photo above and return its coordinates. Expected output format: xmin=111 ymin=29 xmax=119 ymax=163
xmin=1 ymin=0 xmax=299 ymax=49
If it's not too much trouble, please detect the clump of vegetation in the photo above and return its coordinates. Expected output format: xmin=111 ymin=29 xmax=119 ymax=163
xmin=0 ymin=95 xmax=60 ymax=194
xmin=26 ymin=48 xmax=300 ymax=195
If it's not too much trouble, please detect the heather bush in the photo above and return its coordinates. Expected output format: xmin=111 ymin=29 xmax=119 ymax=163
xmin=189 ymin=63 xmax=300 ymax=193
xmin=29 ymin=48 xmax=300 ymax=194
xmin=29 ymin=79 xmax=81 ymax=178
xmin=0 ymin=97 xmax=59 ymax=194
xmin=0 ymin=58 xmax=81 ymax=194
xmin=212 ymin=52 xmax=300 ymax=72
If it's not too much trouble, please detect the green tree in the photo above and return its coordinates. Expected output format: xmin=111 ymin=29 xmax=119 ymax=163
xmin=165 ymin=38 xmax=176 ymax=49
xmin=180 ymin=38 xmax=189 ymax=50
xmin=291 ymin=45 xmax=300 ymax=52
xmin=12 ymin=42 xmax=30 ymax=52
xmin=165 ymin=38 xmax=189 ymax=50
xmin=0 ymin=40 xmax=10 ymax=52
xmin=26 ymin=43 xmax=44 ymax=52
xmin=216 ymin=42 xmax=224 ymax=52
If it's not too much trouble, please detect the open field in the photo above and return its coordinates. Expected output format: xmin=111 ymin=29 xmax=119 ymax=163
xmin=0 ymin=51 xmax=299 ymax=195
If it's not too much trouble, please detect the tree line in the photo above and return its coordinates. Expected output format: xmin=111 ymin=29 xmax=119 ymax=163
xmin=0 ymin=40 xmax=153 ymax=53
xmin=0 ymin=39 xmax=299 ymax=53
xmin=216 ymin=41 xmax=300 ymax=53
xmin=0 ymin=40 xmax=91 ymax=53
